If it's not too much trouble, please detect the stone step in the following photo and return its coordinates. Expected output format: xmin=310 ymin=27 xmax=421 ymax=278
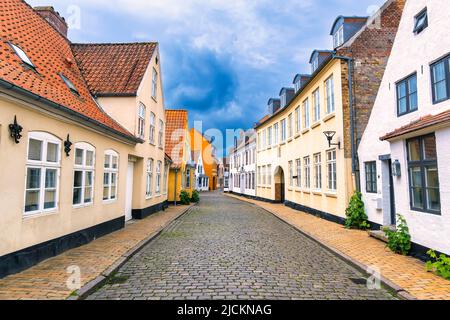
xmin=368 ymin=230 xmax=389 ymax=243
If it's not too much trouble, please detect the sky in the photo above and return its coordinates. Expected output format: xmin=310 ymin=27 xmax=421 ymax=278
xmin=28 ymin=0 xmax=385 ymax=156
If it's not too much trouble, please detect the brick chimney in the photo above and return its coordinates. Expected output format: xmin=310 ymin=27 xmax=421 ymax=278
xmin=34 ymin=6 xmax=68 ymax=38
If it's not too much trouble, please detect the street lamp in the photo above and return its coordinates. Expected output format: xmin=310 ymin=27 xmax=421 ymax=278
xmin=323 ymin=131 xmax=341 ymax=149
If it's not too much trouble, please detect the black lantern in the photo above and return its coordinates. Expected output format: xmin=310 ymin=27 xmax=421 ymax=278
xmin=9 ymin=116 xmax=23 ymax=144
xmin=64 ymin=134 xmax=73 ymax=156
xmin=323 ymin=131 xmax=341 ymax=149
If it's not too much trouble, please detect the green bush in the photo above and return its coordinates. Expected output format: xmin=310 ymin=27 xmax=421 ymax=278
xmin=345 ymin=192 xmax=370 ymax=230
xmin=426 ymin=250 xmax=450 ymax=280
xmin=191 ymin=190 xmax=200 ymax=203
xmin=179 ymin=190 xmax=191 ymax=205
xmin=385 ymin=214 xmax=411 ymax=255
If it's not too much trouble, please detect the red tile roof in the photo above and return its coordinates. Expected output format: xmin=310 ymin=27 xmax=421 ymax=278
xmin=381 ymin=109 xmax=450 ymax=141
xmin=165 ymin=110 xmax=188 ymax=167
xmin=72 ymin=42 xmax=157 ymax=96
xmin=0 ymin=0 xmax=135 ymax=140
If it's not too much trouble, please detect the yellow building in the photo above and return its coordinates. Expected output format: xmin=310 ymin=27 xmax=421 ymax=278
xmin=165 ymin=110 xmax=195 ymax=203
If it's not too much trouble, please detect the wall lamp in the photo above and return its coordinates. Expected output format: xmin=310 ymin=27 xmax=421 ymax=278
xmin=9 ymin=115 xmax=23 ymax=144
xmin=323 ymin=131 xmax=341 ymax=149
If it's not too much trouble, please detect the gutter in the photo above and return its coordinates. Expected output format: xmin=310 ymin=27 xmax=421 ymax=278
xmin=0 ymin=78 xmax=143 ymax=144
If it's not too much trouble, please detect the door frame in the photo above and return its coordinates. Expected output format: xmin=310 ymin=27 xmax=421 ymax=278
xmin=125 ymin=161 xmax=134 ymax=222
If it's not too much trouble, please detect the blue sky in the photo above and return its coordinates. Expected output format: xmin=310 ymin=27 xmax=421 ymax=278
xmin=28 ymin=0 xmax=385 ymax=156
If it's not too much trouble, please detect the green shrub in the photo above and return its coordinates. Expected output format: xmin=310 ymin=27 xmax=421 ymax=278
xmin=345 ymin=192 xmax=370 ymax=230
xmin=179 ymin=190 xmax=191 ymax=205
xmin=426 ymin=250 xmax=450 ymax=280
xmin=191 ymin=190 xmax=200 ymax=203
xmin=385 ymin=214 xmax=411 ymax=255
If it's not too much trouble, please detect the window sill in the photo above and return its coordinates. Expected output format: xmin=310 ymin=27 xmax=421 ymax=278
xmin=294 ymin=188 xmax=302 ymax=193
xmin=151 ymin=96 xmax=158 ymax=103
xmin=325 ymin=192 xmax=338 ymax=198
xmin=311 ymin=122 xmax=321 ymax=129
xmin=73 ymin=203 xmax=93 ymax=210
xmin=23 ymin=210 xmax=59 ymax=220
xmin=323 ymin=113 xmax=336 ymax=123
xmin=303 ymin=190 xmax=311 ymax=194
xmin=287 ymin=138 xmax=293 ymax=143
xmin=280 ymin=142 xmax=286 ymax=146
xmin=294 ymin=133 xmax=301 ymax=139
xmin=312 ymin=191 xmax=322 ymax=196
xmin=103 ymin=199 xmax=117 ymax=205
xmin=145 ymin=195 xmax=153 ymax=200
xmin=301 ymin=128 xmax=310 ymax=135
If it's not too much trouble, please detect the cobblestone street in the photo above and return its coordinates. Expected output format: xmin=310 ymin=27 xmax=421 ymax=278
xmin=87 ymin=192 xmax=396 ymax=300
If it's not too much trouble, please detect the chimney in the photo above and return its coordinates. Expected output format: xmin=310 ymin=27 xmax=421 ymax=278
xmin=34 ymin=6 xmax=68 ymax=37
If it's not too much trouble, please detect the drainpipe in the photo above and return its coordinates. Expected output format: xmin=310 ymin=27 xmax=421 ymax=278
xmin=332 ymin=54 xmax=360 ymax=192
xmin=174 ymin=169 xmax=178 ymax=206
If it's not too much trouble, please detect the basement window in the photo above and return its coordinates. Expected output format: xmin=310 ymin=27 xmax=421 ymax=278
xmin=413 ymin=8 xmax=428 ymax=34
xmin=9 ymin=42 xmax=35 ymax=69
xmin=60 ymin=73 xmax=80 ymax=96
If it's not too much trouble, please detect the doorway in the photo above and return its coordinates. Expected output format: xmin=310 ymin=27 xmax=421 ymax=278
xmin=125 ymin=161 xmax=134 ymax=222
xmin=274 ymin=166 xmax=285 ymax=203
xmin=381 ymin=157 xmax=396 ymax=226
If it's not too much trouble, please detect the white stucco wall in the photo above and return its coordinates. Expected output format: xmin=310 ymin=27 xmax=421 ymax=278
xmin=229 ymin=140 xmax=257 ymax=197
xmin=359 ymin=0 xmax=450 ymax=254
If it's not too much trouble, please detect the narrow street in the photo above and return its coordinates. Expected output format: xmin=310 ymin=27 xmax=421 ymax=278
xmin=87 ymin=192 xmax=396 ymax=300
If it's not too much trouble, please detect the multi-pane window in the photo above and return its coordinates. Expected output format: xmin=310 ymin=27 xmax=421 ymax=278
xmin=313 ymin=153 xmax=322 ymax=190
xmin=257 ymin=167 xmax=261 ymax=185
xmin=304 ymin=156 xmax=311 ymax=189
xmin=149 ymin=112 xmax=156 ymax=144
xmin=313 ymin=88 xmax=321 ymax=122
xmin=365 ymin=161 xmax=377 ymax=193
xmin=146 ymin=158 xmax=153 ymax=197
xmin=295 ymin=106 xmax=301 ymax=133
xmin=267 ymin=165 xmax=272 ymax=185
xmin=288 ymin=113 xmax=293 ymax=138
xmin=152 ymin=67 xmax=158 ymax=99
xmin=431 ymin=55 xmax=450 ymax=104
xmin=158 ymin=119 xmax=164 ymax=148
xmin=397 ymin=73 xmax=418 ymax=116
xmin=333 ymin=25 xmax=344 ymax=48
xmin=327 ymin=150 xmax=337 ymax=191
xmin=268 ymin=126 xmax=272 ymax=146
xmin=73 ymin=143 xmax=95 ymax=206
xmin=258 ymin=132 xmax=262 ymax=150
xmin=156 ymin=161 xmax=162 ymax=194
xmin=25 ymin=132 xmax=61 ymax=214
xmin=296 ymin=159 xmax=301 ymax=188
xmin=281 ymin=119 xmax=286 ymax=142
xmin=303 ymin=98 xmax=310 ymax=129
xmin=186 ymin=168 xmax=191 ymax=188
xmin=288 ymin=161 xmax=293 ymax=187
xmin=103 ymin=150 xmax=118 ymax=201
xmin=263 ymin=129 xmax=267 ymax=148
xmin=163 ymin=162 xmax=169 ymax=194
xmin=413 ymin=8 xmax=428 ymax=34
xmin=407 ymin=134 xmax=440 ymax=214
xmin=274 ymin=123 xmax=279 ymax=144
xmin=138 ymin=103 xmax=146 ymax=138
xmin=262 ymin=166 xmax=266 ymax=185
xmin=325 ymin=76 xmax=335 ymax=114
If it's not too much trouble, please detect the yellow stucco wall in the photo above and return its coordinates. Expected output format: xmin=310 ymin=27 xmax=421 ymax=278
xmin=256 ymin=59 xmax=354 ymax=219
xmin=167 ymin=165 xmax=194 ymax=202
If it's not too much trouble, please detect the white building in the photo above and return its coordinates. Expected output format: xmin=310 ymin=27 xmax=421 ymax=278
xmin=229 ymin=130 xmax=257 ymax=197
xmin=192 ymin=151 xmax=209 ymax=192
xmin=359 ymin=0 xmax=450 ymax=256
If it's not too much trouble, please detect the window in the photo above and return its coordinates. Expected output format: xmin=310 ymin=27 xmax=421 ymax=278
xmin=263 ymin=129 xmax=267 ymax=148
xmin=152 ymin=67 xmax=158 ymax=99
xmin=138 ymin=103 xmax=146 ymax=138
xmin=314 ymin=153 xmax=322 ymax=190
xmin=281 ymin=119 xmax=286 ymax=142
xmin=281 ymin=93 xmax=287 ymax=108
xmin=163 ymin=162 xmax=168 ymax=194
xmin=60 ymin=73 xmax=79 ymax=96
xmin=103 ymin=150 xmax=118 ymax=201
xmin=288 ymin=161 xmax=293 ymax=187
xmin=257 ymin=132 xmax=262 ymax=150
xmin=313 ymin=88 xmax=321 ymax=122
xmin=146 ymin=158 xmax=153 ymax=197
xmin=268 ymin=126 xmax=272 ymax=146
xmin=73 ymin=143 xmax=95 ymax=206
xmin=431 ymin=55 xmax=450 ymax=104
xmin=262 ymin=166 xmax=266 ymax=185
xmin=25 ymin=132 xmax=61 ymax=214
xmin=407 ymin=134 xmax=440 ymax=214
xmin=267 ymin=165 xmax=272 ymax=185
xmin=149 ymin=112 xmax=156 ymax=144
xmin=158 ymin=119 xmax=164 ymax=148
xmin=274 ymin=123 xmax=279 ymax=144
xmin=327 ymin=150 xmax=337 ymax=191
xmin=333 ymin=25 xmax=344 ymax=48
xmin=325 ymin=76 xmax=335 ymax=114
xmin=155 ymin=161 xmax=162 ymax=194
xmin=257 ymin=167 xmax=261 ymax=185
xmin=295 ymin=106 xmax=301 ymax=133
xmin=397 ymin=73 xmax=418 ymax=116
xmin=186 ymin=168 xmax=191 ymax=188
xmin=296 ymin=159 xmax=301 ymax=188
xmin=288 ymin=113 xmax=293 ymax=138
xmin=304 ymin=156 xmax=311 ymax=189
xmin=312 ymin=58 xmax=319 ymax=73
xmin=303 ymin=98 xmax=310 ymax=129
xmin=9 ymin=42 xmax=35 ymax=68
xmin=413 ymin=8 xmax=428 ymax=34
xmin=365 ymin=161 xmax=377 ymax=193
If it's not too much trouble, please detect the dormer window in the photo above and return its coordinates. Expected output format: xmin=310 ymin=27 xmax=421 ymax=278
xmin=311 ymin=58 xmax=319 ymax=73
xmin=60 ymin=73 xmax=80 ymax=96
xmin=333 ymin=25 xmax=344 ymax=48
xmin=294 ymin=80 xmax=301 ymax=93
xmin=9 ymin=42 xmax=35 ymax=69
xmin=281 ymin=93 xmax=287 ymax=108
xmin=414 ymin=8 xmax=428 ymax=34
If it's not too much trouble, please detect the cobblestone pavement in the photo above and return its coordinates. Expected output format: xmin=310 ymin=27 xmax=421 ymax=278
xmin=87 ymin=192 xmax=396 ymax=300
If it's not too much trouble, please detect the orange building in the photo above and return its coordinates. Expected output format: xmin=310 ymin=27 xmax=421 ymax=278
xmin=189 ymin=129 xmax=218 ymax=191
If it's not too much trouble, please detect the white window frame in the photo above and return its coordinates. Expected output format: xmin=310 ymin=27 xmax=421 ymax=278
xmin=152 ymin=67 xmax=158 ymax=99
xmin=325 ymin=76 xmax=335 ymax=114
xmin=296 ymin=159 xmax=301 ymax=188
xmin=327 ymin=149 xmax=337 ymax=192
xmin=288 ymin=161 xmax=294 ymax=187
xmin=295 ymin=106 xmax=301 ymax=133
xmin=268 ymin=126 xmax=272 ymax=146
xmin=288 ymin=113 xmax=293 ymax=138
xmin=304 ymin=156 xmax=311 ymax=189
xmin=267 ymin=165 xmax=272 ymax=185
xmin=163 ymin=162 xmax=169 ymax=194
xmin=149 ymin=112 xmax=156 ymax=145
xmin=103 ymin=150 xmax=119 ymax=202
xmin=24 ymin=132 xmax=61 ymax=216
xmin=156 ymin=161 xmax=162 ymax=194
xmin=146 ymin=158 xmax=154 ymax=198
xmin=73 ymin=142 xmax=95 ymax=208
xmin=303 ymin=98 xmax=310 ymax=128
xmin=274 ymin=123 xmax=279 ymax=144
xmin=138 ymin=103 xmax=146 ymax=138
xmin=281 ymin=119 xmax=286 ymax=142
xmin=314 ymin=153 xmax=322 ymax=190
xmin=313 ymin=88 xmax=321 ymax=123
xmin=158 ymin=119 xmax=164 ymax=148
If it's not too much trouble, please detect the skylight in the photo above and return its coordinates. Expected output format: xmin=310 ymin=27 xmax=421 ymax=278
xmin=60 ymin=73 xmax=80 ymax=96
xmin=9 ymin=42 xmax=35 ymax=68
xmin=413 ymin=8 xmax=428 ymax=34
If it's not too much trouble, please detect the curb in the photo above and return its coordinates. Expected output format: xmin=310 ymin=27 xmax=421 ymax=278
xmin=68 ymin=203 xmax=197 ymax=300
xmin=226 ymin=194 xmax=417 ymax=300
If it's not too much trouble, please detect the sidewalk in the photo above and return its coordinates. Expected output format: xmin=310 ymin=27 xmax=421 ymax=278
xmin=226 ymin=194 xmax=450 ymax=300
xmin=0 ymin=204 xmax=194 ymax=300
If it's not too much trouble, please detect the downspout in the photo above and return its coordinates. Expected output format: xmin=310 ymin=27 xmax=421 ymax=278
xmin=174 ymin=169 xmax=178 ymax=206
xmin=332 ymin=54 xmax=360 ymax=192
